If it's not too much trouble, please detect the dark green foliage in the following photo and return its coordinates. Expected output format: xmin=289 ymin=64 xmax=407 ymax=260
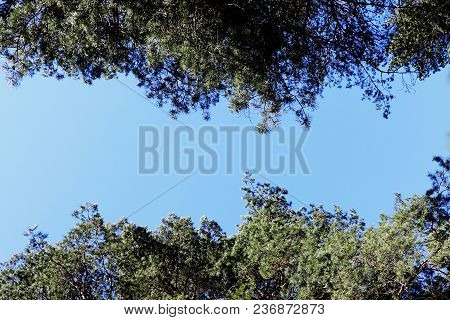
xmin=0 ymin=206 xmax=232 ymax=299
xmin=0 ymin=1 xmax=448 ymax=131
xmin=1 ymin=157 xmax=448 ymax=299
xmin=389 ymin=0 xmax=450 ymax=79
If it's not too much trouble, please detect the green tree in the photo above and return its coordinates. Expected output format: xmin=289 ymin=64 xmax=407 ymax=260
xmin=1 ymin=1 xmax=448 ymax=131
xmin=0 ymin=207 xmax=232 ymax=299
xmin=0 ymin=157 xmax=448 ymax=299
xmin=229 ymin=157 xmax=448 ymax=299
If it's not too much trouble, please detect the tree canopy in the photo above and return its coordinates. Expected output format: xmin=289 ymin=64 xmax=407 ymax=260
xmin=1 ymin=157 xmax=448 ymax=299
xmin=0 ymin=0 xmax=448 ymax=131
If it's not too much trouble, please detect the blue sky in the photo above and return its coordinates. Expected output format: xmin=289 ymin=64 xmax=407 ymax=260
xmin=0 ymin=68 xmax=449 ymax=260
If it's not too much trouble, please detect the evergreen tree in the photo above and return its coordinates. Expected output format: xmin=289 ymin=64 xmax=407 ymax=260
xmin=1 ymin=1 xmax=448 ymax=130
xmin=0 ymin=157 xmax=448 ymax=299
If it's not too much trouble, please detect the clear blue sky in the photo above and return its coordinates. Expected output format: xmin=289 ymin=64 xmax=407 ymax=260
xmin=0 ymin=68 xmax=449 ymax=260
